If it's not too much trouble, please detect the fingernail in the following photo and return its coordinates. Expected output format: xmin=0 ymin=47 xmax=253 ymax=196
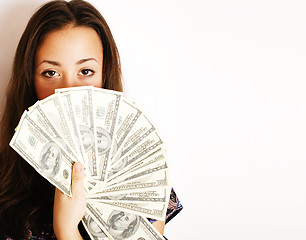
xmin=74 ymin=163 xmax=83 ymax=172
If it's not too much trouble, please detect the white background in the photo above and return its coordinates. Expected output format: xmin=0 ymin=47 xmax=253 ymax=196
xmin=1 ymin=0 xmax=306 ymax=239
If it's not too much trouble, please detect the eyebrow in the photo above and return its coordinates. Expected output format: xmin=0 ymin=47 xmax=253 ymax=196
xmin=38 ymin=58 xmax=99 ymax=67
xmin=76 ymin=58 xmax=99 ymax=65
xmin=39 ymin=60 xmax=60 ymax=66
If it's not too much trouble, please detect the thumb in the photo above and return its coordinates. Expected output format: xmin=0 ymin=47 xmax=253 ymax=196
xmin=71 ymin=162 xmax=85 ymax=197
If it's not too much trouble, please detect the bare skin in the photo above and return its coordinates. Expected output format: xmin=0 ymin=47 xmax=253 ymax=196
xmin=53 ymin=163 xmax=86 ymax=240
xmin=34 ymin=25 xmax=103 ymax=100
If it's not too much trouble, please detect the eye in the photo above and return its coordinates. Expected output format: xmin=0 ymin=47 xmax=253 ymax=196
xmin=41 ymin=70 xmax=59 ymax=78
xmin=79 ymin=69 xmax=95 ymax=76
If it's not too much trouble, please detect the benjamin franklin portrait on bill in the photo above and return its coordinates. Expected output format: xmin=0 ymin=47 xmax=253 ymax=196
xmin=86 ymin=216 xmax=107 ymax=239
xmin=107 ymin=210 xmax=140 ymax=239
xmin=79 ymin=125 xmax=94 ymax=152
xmin=39 ymin=142 xmax=61 ymax=177
xmin=96 ymin=126 xmax=111 ymax=155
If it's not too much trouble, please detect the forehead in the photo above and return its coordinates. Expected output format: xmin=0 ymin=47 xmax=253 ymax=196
xmin=35 ymin=25 xmax=103 ymax=63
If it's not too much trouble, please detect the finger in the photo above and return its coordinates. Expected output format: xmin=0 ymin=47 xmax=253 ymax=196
xmin=71 ymin=162 xmax=85 ymax=197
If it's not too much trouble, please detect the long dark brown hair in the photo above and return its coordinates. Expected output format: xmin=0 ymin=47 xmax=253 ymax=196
xmin=0 ymin=0 xmax=122 ymax=238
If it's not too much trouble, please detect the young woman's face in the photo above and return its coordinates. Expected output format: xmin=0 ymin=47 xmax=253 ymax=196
xmin=34 ymin=25 xmax=103 ymax=100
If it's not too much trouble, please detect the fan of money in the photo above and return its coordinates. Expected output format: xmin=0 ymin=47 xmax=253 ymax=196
xmin=10 ymin=86 xmax=170 ymax=240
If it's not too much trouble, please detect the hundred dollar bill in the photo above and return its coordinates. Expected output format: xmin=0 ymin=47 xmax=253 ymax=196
xmin=111 ymin=98 xmax=142 ymax=161
xmin=55 ymin=90 xmax=85 ymax=162
xmin=106 ymin=158 xmax=168 ymax=188
xmin=88 ymin=187 xmax=170 ymax=204
xmin=9 ymin=111 xmax=74 ymax=196
xmin=108 ymin=131 xmax=163 ymax=180
xmin=86 ymin=202 xmax=164 ymax=240
xmin=27 ymin=101 xmax=79 ymax=163
xmin=90 ymin=169 xmax=168 ymax=195
xmin=82 ymin=210 xmax=110 ymax=240
xmin=92 ymin=88 xmax=122 ymax=182
xmin=90 ymin=199 xmax=167 ymax=221
xmin=37 ymin=93 xmax=82 ymax=159
xmin=56 ymin=86 xmax=97 ymax=176
xmin=106 ymin=148 xmax=166 ymax=184
xmin=111 ymin=113 xmax=156 ymax=164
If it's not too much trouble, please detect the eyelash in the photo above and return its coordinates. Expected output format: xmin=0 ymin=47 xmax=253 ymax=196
xmin=79 ymin=69 xmax=95 ymax=76
xmin=41 ymin=70 xmax=59 ymax=78
xmin=41 ymin=69 xmax=95 ymax=78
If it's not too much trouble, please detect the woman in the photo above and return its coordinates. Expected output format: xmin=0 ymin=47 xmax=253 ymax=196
xmin=0 ymin=1 xmax=182 ymax=239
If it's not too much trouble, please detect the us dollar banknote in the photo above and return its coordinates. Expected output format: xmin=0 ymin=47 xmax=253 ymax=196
xmin=38 ymin=93 xmax=83 ymax=160
xmin=90 ymin=200 xmax=167 ymax=221
xmin=112 ymin=99 xmax=142 ymax=160
xmin=92 ymin=88 xmax=122 ymax=182
xmin=86 ymin=202 xmax=164 ymax=240
xmin=82 ymin=210 xmax=110 ymax=240
xmin=56 ymin=86 xmax=97 ymax=176
xmin=90 ymin=169 xmax=168 ymax=195
xmin=108 ymin=131 xmax=164 ymax=180
xmin=111 ymin=113 xmax=156 ymax=164
xmin=106 ymin=148 xmax=166 ymax=184
xmin=56 ymin=91 xmax=86 ymax=161
xmin=10 ymin=111 xmax=75 ymax=196
xmin=88 ymin=187 xmax=170 ymax=204
xmin=10 ymin=86 xmax=172 ymax=238
xmin=107 ymin=159 xmax=168 ymax=189
xmin=27 ymin=101 xmax=79 ymax=163
xmin=107 ymin=149 xmax=167 ymax=186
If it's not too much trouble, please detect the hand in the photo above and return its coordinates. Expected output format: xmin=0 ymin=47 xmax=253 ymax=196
xmin=152 ymin=220 xmax=165 ymax=235
xmin=53 ymin=162 xmax=86 ymax=240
